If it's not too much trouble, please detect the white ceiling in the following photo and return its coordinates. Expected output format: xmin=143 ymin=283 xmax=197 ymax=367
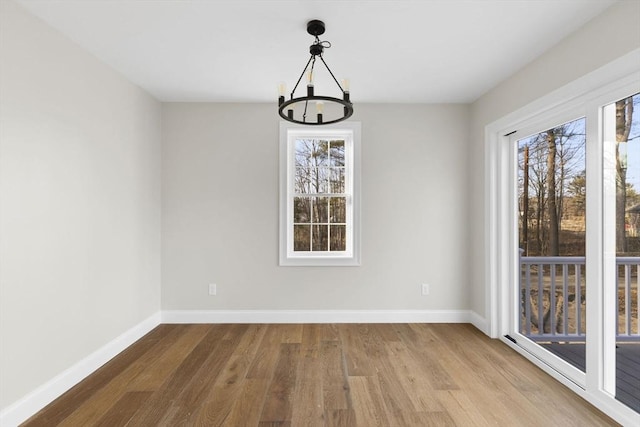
xmin=15 ymin=0 xmax=617 ymax=103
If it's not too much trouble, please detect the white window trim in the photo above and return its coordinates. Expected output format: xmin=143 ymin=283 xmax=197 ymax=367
xmin=485 ymin=49 xmax=640 ymax=426
xmin=279 ymin=121 xmax=361 ymax=266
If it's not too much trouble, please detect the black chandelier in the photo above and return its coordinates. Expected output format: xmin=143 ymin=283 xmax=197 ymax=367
xmin=278 ymin=20 xmax=353 ymax=125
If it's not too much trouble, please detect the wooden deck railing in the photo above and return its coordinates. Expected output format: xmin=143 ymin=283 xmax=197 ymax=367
xmin=519 ymin=254 xmax=639 ymax=342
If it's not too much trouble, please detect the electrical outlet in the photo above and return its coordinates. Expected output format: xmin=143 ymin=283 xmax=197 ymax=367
xmin=208 ymin=283 xmax=217 ymax=295
xmin=421 ymin=283 xmax=430 ymax=295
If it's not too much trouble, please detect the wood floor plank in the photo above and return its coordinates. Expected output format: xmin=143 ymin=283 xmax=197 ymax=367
xmin=125 ymin=324 xmax=213 ymax=392
xmin=432 ymin=328 xmax=556 ymax=426
xmin=320 ymin=340 xmax=350 ymax=410
xmin=55 ymin=325 xmax=199 ymax=427
xmin=258 ymin=343 xmax=301 ymax=424
xmin=353 ymin=324 xmax=386 ymax=360
xmin=382 ymin=341 xmax=444 ymax=412
xmin=347 ymin=376 xmax=391 ymax=427
xmin=319 ymin=323 xmax=341 ymax=342
xmin=222 ymin=379 xmax=271 ymax=427
xmin=21 ymin=324 xmax=180 ymax=427
xmin=278 ymin=324 xmax=304 ymax=344
xmin=124 ymin=324 xmax=232 ymax=426
xmin=21 ymin=323 xmax=620 ymax=427
xmin=300 ymin=324 xmax=322 ymax=359
xmin=168 ymin=325 xmax=249 ymax=426
xmin=291 ymin=328 xmax=325 ymax=425
xmin=402 ymin=326 xmax=460 ymax=391
xmin=225 ymin=323 xmax=268 ymax=359
xmin=325 ymin=408 xmax=356 ymax=427
xmin=410 ymin=410 xmax=457 ymax=426
xmin=372 ymin=323 xmax=401 ymax=342
xmin=246 ymin=325 xmax=287 ymax=379
xmin=435 ymin=390 xmax=492 ymax=427
xmin=189 ymin=354 xmax=252 ymax=426
xmin=337 ymin=324 xmax=374 ymax=377
xmin=430 ymin=324 xmax=617 ymax=427
xmin=93 ymin=391 xmax=152 ymax=427
xmin=290 ymin=378 xmax=324 ymax=426
xmin=473 ymin=336 xmax=609 ymax=426
xmin=373 ymin=339 xmax=426 ymax=426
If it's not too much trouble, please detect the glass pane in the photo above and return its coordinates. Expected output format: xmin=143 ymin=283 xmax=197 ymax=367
xmin=316 ymin=168 xmax=330 ymax=193
xmin=293 ymin=225 xmax=311 ymax=251
xmin=330 ymin=225 xmax=346 ymax=251
xmin=295 ymin=166 xmax=312 ymax=194
xmin=312 ymin=197 xmax=328 ymax=223
xmin=312 ymin=225 xmax=328 ymax=251
xmin=517 ymin=116 xmax=587 ymax=373
xmin=294 ymin=197 xmax=311 ymax=223
xmin=330 ymin=168 xmax=345 ymax=193
xmin=330 ymin=197 xmax=346 ymax=223
xmin=609 ymin=92 xmax=640 ymax=412
xmin=330 ymin=140 xmax=345 ymax=166
xmin=295 ymin=168 xmax=329 ymax=194
xmin=294 ymin=139 xmax=310 ymax=168
xmin=295 ymin=139 xmax=328 ymax=168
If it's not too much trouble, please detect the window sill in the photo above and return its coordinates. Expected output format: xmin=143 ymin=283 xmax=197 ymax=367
xmin=279 ymin=256 xmax=361 ymax=267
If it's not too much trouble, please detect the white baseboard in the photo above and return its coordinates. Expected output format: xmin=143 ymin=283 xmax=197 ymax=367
xmin=468 ymin=311 xmax=488 ymax=335
xmin=161 ymin=309 xmax=475 ymax=324
xmin=0 ymin=312 xmax=161 ymax=427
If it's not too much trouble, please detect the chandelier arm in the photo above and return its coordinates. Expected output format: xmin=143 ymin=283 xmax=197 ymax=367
xmin=303 ymin=99 xmax=309 ymax=123
xmin=318 ymin=54 xmax=345 ymax=93
xmin=291 ymin=55 xmax=314 ymax=99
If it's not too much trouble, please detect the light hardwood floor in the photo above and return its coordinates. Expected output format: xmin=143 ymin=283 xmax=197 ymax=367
xmin=22 ymin=323 xmax=618 ymax=426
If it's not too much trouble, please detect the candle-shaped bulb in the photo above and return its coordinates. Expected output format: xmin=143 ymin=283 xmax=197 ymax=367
xmin=307 ymin=70 xmax=314 ymax=86
xmin=278 ymin=82 xmax=287 ymax=97
xmin=341 ymin=78 xmax=350 ymax=93
xmin=317 ymin=101 xmax=324 ymax=124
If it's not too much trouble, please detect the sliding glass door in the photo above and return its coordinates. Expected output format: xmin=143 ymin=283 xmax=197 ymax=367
xmin=511 ymin=114 xmax=588 ymax=387
xmin=507 ymin=87 xmax=640 ymax=414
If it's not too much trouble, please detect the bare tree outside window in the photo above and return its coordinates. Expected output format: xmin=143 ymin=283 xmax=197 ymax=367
xmin=518 ymin=118 xmax=586 ymax=257
xmin=615 ymin=94 xmax=640 ymax=253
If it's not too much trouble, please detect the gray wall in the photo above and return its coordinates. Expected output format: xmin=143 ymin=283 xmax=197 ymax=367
xmin=161 ymin=103 xmax=470 ymax=311
xmin=467 ymin=0 xmax=640 ymax=318
xmin=0 ymin=0 xmax=162 ymax=408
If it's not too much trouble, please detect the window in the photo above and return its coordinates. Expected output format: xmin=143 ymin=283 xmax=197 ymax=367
xmin=279 ymin=122 xmax=361 ymax=266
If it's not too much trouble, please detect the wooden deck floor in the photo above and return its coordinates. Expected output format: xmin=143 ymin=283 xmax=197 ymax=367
xmin=541 ymin=342 xmax=640 ymax=413
xmin=22 ymin=324 xmax=618 ymax=426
